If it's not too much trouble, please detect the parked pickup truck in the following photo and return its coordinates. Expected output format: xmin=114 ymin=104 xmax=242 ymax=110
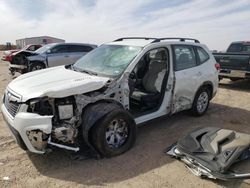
xmin=213 ymin=41 xmax=250 ymax=81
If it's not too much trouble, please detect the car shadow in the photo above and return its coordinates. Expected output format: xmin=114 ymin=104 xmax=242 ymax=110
xmin=219 ymin=79 xmax=250 ymax=92
xmin=27 ymin=103 xmax=250 ymax=187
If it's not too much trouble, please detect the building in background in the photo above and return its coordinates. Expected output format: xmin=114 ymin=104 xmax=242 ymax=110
xmin=16 ymin=36 xmax=65 ymax=48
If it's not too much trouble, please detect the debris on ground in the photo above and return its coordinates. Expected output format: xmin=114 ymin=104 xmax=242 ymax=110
xmin=166 ymin=127 xmax=250 ymax=180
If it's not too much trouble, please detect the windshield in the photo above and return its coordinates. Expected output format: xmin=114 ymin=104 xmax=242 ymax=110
xmin=73 ymin=45 xmax=142 ymax=77
xmin=35 ymin=43 xmax=56 ymax=54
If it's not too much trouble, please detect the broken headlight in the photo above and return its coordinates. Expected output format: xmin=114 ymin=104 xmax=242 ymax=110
xmin=27 ymin=97 xmax=53 ymax=116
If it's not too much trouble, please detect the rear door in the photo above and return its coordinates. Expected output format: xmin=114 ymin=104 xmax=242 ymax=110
xmin=47 ymin=44 xmax=72 ymax=67
xmin=172 ymin=45 xmax=204 ymax=113
xmin=68 ymin=45 xmax=94 ymax=64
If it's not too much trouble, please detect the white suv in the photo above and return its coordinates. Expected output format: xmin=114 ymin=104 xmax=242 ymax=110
xmin=1 ymin=37 xmax=219 ymax=157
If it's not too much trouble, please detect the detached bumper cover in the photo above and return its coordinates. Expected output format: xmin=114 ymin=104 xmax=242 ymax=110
xmin=166 ymin=144 xmax=250 ymax=180
xmin=165 ymin=127 xmax=250 ymax=181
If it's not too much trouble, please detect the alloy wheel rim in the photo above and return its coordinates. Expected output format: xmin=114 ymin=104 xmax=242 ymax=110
xmin=106 ymin=119 xmax=128 ymax=149
xmin=32 ymin=65 xmax=43 ymax=71
xmin=197 ymin=92 xmax=209 ymax=114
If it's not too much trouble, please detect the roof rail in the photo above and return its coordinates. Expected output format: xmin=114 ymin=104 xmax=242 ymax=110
xmin=152 ymin=38 xmax=200 ymax=43
xmin=114 ymin=37 xmax=158 ymax=42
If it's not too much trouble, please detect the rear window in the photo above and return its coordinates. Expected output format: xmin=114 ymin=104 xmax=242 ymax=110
xmin=196 ymin=47 xmax=210 ymax=64
xmin=69 ymin=45 xmax=93 ymax=53
xmin=227 ymin=43 xmax=243 ymax=52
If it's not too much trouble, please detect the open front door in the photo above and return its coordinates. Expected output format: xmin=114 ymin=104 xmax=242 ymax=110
xmin=128 ymin=47 xmax=174 ymax=124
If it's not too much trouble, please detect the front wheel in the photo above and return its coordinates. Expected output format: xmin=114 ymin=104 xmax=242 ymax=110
xmin=190 ymin=88 xmax=210 ymax=116
xmin=90 ymin=110 xmax=136 ymax=157
xmin=29 ymin=62 xmax=45 ymax=72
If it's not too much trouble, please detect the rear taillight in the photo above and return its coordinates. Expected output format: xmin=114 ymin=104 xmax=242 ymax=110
xmin=215 ymin=63 xmax=220 ymax=71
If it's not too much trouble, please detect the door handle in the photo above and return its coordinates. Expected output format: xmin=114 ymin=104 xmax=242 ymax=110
xmin=64 ymin=55 xmax=69 ymax=58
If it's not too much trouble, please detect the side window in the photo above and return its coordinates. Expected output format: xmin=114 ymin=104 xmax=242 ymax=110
xmin=69 ymin=45 xmax=93 ymax=53
xmin=196 ymin=47 xmax=210 ymax=64
xmin=35 ymin=45 xmax=41 ymax=50
xmin=173 ymin=45 xmax=196 ymax=71
xmin=51 ymin=45 xmax=69 ymax=53
xmin=27 ymin=45 xmax=35 ymax=51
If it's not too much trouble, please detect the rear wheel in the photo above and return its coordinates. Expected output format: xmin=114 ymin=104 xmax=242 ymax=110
xmin=90 ymin=110 xmax=136 ymax=157
xmin=29 ymin=62 xmax=45 ymax=72
xmin=191 ymin=87 xmax=210 ymax=116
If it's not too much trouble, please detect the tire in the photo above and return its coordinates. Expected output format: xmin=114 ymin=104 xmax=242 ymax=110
xmin=29 ymin=62 xmax=45 ymax=72
xmin=90 ymin=109 xmax=136 ymax=157
xmin=190 ymin=87 xmax=210 ymax=116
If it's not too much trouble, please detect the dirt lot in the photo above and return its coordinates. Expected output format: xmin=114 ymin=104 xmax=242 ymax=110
xmin=0 ymin=53 xmax=249 ymax=188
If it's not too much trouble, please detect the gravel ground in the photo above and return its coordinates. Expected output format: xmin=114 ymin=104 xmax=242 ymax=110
xmin=0 ymin=53 xmax=249 ymax=188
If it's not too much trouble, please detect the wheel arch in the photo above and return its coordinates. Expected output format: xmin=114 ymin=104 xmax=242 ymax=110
xmin=196 ymin=81 xmax=214 ymax=100
xmin=80 ymin=99 xmax=126 ymax=148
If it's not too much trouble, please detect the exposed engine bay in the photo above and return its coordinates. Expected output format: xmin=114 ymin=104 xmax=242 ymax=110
xmin=26 ymin=96 xmax=81 ymax=152
xmin=166 ymin=127 xmax=250 ymax=180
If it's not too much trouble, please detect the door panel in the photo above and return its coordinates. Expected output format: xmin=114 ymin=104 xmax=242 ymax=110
xmin=47 ymin=45 xmax=72 ymax=67
xmin=172 ymin=45 xmax=201 ymax=113
xmin=47 ymin=53 xmax=71 ymax=67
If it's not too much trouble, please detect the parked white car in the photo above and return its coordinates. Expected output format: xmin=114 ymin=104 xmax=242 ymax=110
xmin=1 ymin=37 xmax=219 ymax=157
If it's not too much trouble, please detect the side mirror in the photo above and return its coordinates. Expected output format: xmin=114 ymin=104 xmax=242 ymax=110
xmin=46 ymin=49 xmax=51 ymax=54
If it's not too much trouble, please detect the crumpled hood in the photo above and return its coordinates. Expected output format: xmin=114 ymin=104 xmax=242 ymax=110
xmin=12 ymin=50 xmax=38 ymax=56
xmin=7 ymin=66 xmax=110 ymax=102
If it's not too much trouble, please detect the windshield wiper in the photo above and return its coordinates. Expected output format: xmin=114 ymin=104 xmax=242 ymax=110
xmin=81 ymin=69 xmax=98 ymax=76
xmin=71 ymin=65 xmax=97 ymax=76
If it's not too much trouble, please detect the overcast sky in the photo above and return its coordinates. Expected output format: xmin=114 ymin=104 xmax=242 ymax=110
xmin=0 ymin=0 xmax=249 ymax=50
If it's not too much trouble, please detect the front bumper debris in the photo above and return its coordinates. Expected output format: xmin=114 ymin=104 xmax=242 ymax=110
xmin=166 ymin=144 xmax=250 ymax=180
xmin=165 ymin=127 xmax=250 ymax=181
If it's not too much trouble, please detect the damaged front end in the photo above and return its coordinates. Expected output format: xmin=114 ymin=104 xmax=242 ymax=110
xmin=166 ymin=127 xmax=250 ymax=180
xmin=25 ymin=96 xmax=81 ymax=153
xmin=9 ymin=51 xmax=39 ymax=75
xmin=19 ymin=76 xmax=129 ymax=154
